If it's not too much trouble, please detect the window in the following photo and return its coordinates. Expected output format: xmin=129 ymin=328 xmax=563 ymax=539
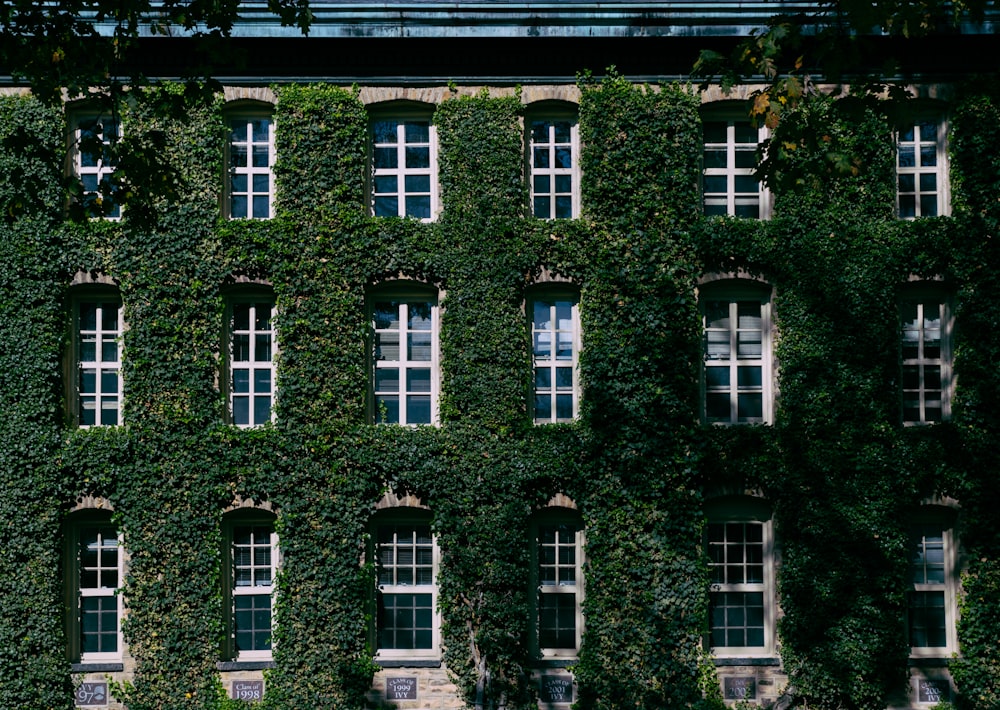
xmin=908 ymin=515 xmax=958 ymax=656
xmin=900 ymin=294 xmax=953 ymax=424
xmin=532 ymin=514 xmax=584 ymax=658
xmin=223 ymin=513 xmax=277 ymax=661
xmin=707 ymin=511 xmax=775 ymax=657
xmin=701 ymin=282 xmax=773 ymax=424
xmin=897 ymin=119 xmax=948 ymax=218
xmin=702 ymin=115 xmax=768 ymax=218
xmin=228 ymin=115 xmax=274 ymax=219
xmin=529 ymin=116 xmax=580 ymax=219
xmin=74 ymin=115 xmax=120 ymax=219
xmin=369 ymin=286 xmax=439 ymax=425
xmin=228 ymin=298 xmax=276 ymax=427
xmin=65 ymin=514 xmax=123 ymax=663
xmin=530 ymin=292 xmax=581 ymax=424
xmin=371 ymin=114 xmax=437 ymax=220
xmin=372 ymin=518 xmax=440 ymax=660
xmin=75 ymin=297 xmax=123 ymax=427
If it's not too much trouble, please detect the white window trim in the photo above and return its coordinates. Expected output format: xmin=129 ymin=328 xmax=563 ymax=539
xmin=369 ymin=284 xmax=440 ymax=426
xmin=528 ymin=114 xmax=581 ymax=220
xmin=67 ymin=517 xmax=124 ymax=664
xmin=900 ymin=292 xmax=954 ymax=425
xmin=896 ymin=117 xmax=950 ymax=219
xmin=226 ymin=296 xmax=277 ymax=428
xmin=702 ymin=110 xmax=771 ymax=219
xmin=371 ymin=518 xmax=441 ymax=661
xmin=529 ymin=289 xmax=581 ymax=424
xmin=699 ymin=281 xmax=774 ymax=425
xmin=74 ymin=296 xmax=124 ymax=428
xmin=226 ymin=112 xmax=275 ymax=220
xmin=71 ymin=113 xmax=121 ymax=220
xmin=226 ymin=517 xmax=278 ymax=662
xmin=909 ymin=516 xmax=959 ymax=658
xmin=531 ymin=513 xmax=585 ymax=659
xmin=706 ymin=509 xmax=776 ymax=658
xmin=370 ymin=112 xmax=439 ymax=222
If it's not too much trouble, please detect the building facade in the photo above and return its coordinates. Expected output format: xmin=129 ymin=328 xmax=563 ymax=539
xmin=2 ymin=3 xmax=1000 ymax=710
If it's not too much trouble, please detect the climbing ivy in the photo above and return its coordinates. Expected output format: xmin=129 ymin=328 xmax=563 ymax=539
xmin=1 ymin=69 xmax=999 ymax=710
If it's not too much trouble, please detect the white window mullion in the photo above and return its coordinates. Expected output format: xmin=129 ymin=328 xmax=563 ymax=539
xmin=77 ymin=300 xmax=123 ymax=428
xmin=530 ymin=118 xmax=579 ymax=220
xmin=78 ymin=525 xmax=123 ymax=662
xmin=228 ymin=116 xmax=274 ymax=219
xmin=230 ymin=300 xmax=276 ymax=427
xmin=76 ymin=116 xmax=120 ymax=219
xmin=232 ymin=523 xmax=276 ymax=660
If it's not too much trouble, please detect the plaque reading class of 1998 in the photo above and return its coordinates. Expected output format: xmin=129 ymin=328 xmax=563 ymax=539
xmin=231 ymin=680 xmax=264 ymax=702
xmin=386 ymin=677 xmax=418 ymax=700
xmin=724 ymin=676 xmax=757 ymax=701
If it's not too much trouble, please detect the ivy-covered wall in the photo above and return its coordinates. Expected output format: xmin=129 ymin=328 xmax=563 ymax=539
xmin=1 ymin=72 xmax=999 ymax=710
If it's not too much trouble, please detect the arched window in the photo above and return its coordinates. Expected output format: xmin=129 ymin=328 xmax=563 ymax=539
xmin=222 ymin=509 xmax=278 ymax=661
xmin=528 ymin=285 xmax=581 ymax=424
xmin=526 ymin=102 xmax=580 ymax=220
xmin=896 ymin=107 xmax=949 ymax=219
xmin=69 ymin=280 xmax=123 ymax=428
xmin=369 ymin=103 xmax=438 ymax=221
xmin=531 ymin=505 xmax=584 ymax=658
xmin=226 ymin=105 xmax=275 ymax=219
xmin=368 ymin=282 xmax=440 ymax=425
xmin=224 ymin=285 xmax=277 ymax=427
xmin=705 ymin=497 xmax=776 ymax=658
xmin=65 ymin=509 xmax=123 ymax=665
xmin=699 ymin=278 xmax=774 ymax=425
xmin=370 ymin=509 xmax=440 ymax=661
xmin=701 ymin=103 xmax=770 ymax=219
xmin=899 ymin=282 xmax=954 ymax=424
xmin=70 ymin=110 xmax=121 ymax=219
xmin=907 ymin=506 xmax=959 ymax=657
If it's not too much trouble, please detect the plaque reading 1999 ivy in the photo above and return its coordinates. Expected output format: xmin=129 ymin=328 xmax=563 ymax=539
xmin=539 ymin=676 xmax=574 ymax=703
xmin=75 ymin=682 xmax=108 ymax=707
xmin=724 ymin=676 xmax=756 ymax=701
xmin=386 ymin=677 xmax=418 ymax=700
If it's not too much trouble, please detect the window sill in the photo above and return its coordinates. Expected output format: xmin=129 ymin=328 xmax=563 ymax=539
xmin=713 ymin=657 xmax=781 ymax=667
xmin=908 ymin=657 xmax=952 ymax=668
xmin=376 ymin=659 xmax=441 ymax=668
xmin=71 ymin=663 xmax=124 ymax=673
xmin=217 ymin=661 xmax=276 ymax=671
xmin=533 ymin=658 xmax=577 ymax=668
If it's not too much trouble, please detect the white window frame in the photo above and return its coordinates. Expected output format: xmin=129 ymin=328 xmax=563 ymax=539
xmin=371 ymin=517 xmax=441 ymax=661
xmin=908 ymin=515 xmax=959 ymax=657
xmin=227 ymin=113 xmax=275 ymax=220
xmin=369 ymin=285 xmax=440 ymax=426
xmin=72 ymin=114 xmax=121 ymax=219
xmin=67 ymin=516 xmax=124 ymax=664
xmin=900 ymin=291 xmax=953 ymax=425
xmin=531 ymin=513 xmax=584 ymax=659
xmin=700 ymin=281 xmax=773 ymax=425
xmin=227 ymin=296 xmax=277 ymax=427
xmin=530 ymin=290 xmax=581 ymax=424
xmin=224 ymin=515 xmax=278 ymax=662
xmin=75 ymin=296 xmax=123 ymax=428
xmin=370 ymin=112 xmax=439 ymax=221
xmin=896 ymin=117 xmax=949 ymax=219
xmin=706 ymin=505 xmax=776 ymax=658
xmin=528 ymin=113 xmax=580 ymax=220
xmin=702 ymin=111 xmax=770 ymax=219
